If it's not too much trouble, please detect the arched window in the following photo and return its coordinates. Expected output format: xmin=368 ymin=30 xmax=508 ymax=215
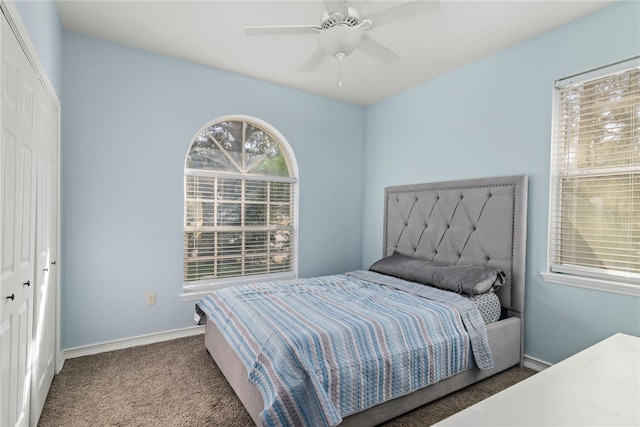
xmin=182 ymin=116 xmax=298 ymax=297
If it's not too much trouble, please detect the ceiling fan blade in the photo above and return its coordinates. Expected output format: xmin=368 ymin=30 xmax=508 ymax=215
xmin=244 ymin=25 xmax=320 ymax=36
xmin=298 ymin=47 xmax=327 ymax=72
xmin=366 ymin=1 xmax=441 ymax=28
xmin=359 ymin=35 xmax=399 ymax=64
xmin=323 ymin=0 xmax=349 ymax=16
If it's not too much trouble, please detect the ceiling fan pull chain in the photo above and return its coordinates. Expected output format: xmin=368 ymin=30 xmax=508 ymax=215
xmin=337 ymin=52 xmax=345 ymax=87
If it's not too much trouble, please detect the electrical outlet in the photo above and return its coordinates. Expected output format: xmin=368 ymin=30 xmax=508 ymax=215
xmin=146 ymin=292 xmax=156 ymax=305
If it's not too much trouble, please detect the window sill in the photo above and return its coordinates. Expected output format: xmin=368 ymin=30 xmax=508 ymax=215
xmin=541 ymin=272 xmax=639 ymax=297
xmin=180 ymin=272 xmax=297 ymax=302
xmin=180 ymin=289 xmax=216 ymax=302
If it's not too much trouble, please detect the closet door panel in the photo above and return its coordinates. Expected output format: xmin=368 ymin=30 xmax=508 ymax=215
xmin=0 ymin=13 xmax=37 ymax=427
xmin=13 ymin=298 xmax=30 ymax=426
xmin=17 ymin=141 xmax=33 ymax=266
xmin=30 ymin=84 xmax=56 ymax=424
xmin=1 ymin=131 xmax=16 ymax=276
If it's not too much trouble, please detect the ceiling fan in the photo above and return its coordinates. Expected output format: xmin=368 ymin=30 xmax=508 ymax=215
xmin=244 ymin=1 xmax=440 ymax=85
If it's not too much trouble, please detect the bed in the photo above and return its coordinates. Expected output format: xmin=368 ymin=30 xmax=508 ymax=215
xmin=197 ymin=175 xmax=528 ymax=427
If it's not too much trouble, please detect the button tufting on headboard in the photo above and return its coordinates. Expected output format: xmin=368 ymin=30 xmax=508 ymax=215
xmin=383 ymin=176 xmax=527 ymax=316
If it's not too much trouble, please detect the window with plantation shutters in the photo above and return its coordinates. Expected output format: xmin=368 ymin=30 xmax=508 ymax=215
xmin=182 ymin=117 xmax=298 ymax=298
xmin=545 ymin=57 xmax=640 ymax=296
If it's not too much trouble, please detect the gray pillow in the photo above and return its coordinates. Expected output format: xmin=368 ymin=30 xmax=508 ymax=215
xmin=369 ymin=252 xmax=505 ymax=295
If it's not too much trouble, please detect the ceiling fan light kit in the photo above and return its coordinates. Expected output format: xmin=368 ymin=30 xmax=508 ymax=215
xmin=318 ymin=25 xmax=365 ymax=57
xmin=244 ymin=1 xmax=439 ymax=86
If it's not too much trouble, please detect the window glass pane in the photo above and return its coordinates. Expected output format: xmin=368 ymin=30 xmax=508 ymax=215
xmin=250 ymin=143 xmax=289 ymax=177
xmin=185 ymin=175 xmax=215 ymax=198
xmin=269 ymin=204 xmax=291 ymax=226
xmin=245 ymin=203 xmax=267 ymax=226
xmin=218 ymin=179 xmax=241 ymax=201
xmin=245 ymin=124 xmax=278 ymax=172
xmin=217 ymin=203 xmax=241 ymax=226
xmin=218 ymin=232 xmax=242 ymax=255
xmin=270 ymin=253 xmax=291 ymax=272
xmin=185 ymin=200 xmax=198 ymax=228
xmin=186 ymin=132 xmax=237 ymax=172
xmin=184 ymin=231 xmax=215 ymax=258
xmin=217 ymin=257 xmax=242 ymax=278
xmin=245 ymin=181 xmax=267 ymax=202
xmin=271 ymin=229 xmax=291 ymax=251
xmin=246 ymin=232 xmax=268 ymax=254
xmin=198 ymin=202 xmax=215 ymax=227
xmin=184 ymin=259 xmax=215 ymax=281
xmin=270 ymin=182 xmax=291 ymax=202
xmin=245 ymin=256 xmax=268 ymax=273
xmin=185 ymin=176 xmax=215 ymax=226
xmin=569 ymin=72 xmax=639 ymax=171
xmin=208 ymin=121 xmax=243 ymax=169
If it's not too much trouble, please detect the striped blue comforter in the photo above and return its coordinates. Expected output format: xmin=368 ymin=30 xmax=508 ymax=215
xmin=198 ymin=270 xmax=493 ymax=427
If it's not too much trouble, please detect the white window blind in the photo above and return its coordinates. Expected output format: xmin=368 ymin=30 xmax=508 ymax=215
xmin=183 ymin=118 xmax=297 ymax=289
xmin=184 ymin=173 xmax=294 ymax=281
xmin=549 ymin=57 xmax=640 ymax=288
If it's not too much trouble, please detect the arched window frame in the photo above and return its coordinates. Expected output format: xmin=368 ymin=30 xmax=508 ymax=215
xmin=180 ymin=115 xmax=299 ymax=301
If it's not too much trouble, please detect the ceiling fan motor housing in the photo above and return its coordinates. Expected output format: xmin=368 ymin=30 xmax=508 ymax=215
xmin=321 ymin=6 xmax=361 ymax=29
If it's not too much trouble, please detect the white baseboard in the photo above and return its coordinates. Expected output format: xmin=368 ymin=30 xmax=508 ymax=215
xmin=523 ymin=354 xmax=552 ymax=371
xmin=63 ymin=325 xmax=205 ymax=362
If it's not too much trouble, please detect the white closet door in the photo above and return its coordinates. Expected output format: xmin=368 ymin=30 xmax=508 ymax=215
xmin=0 ymin=13 xmax=38 ymax=427
xmin=30 ymin=78 xmax=57 ymax=425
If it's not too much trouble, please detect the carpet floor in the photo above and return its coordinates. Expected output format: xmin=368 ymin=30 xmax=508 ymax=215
xmin=39 ymin=335 xmax=535 ymax=426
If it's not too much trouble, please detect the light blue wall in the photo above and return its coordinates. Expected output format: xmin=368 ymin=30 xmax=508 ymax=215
xmin=363 ymin=1 xmax=640 ymax=364
xmin=12 ymin=0 xmax=62 ymax=94
xmin=61 ymin=32 xmax=366 ymax=349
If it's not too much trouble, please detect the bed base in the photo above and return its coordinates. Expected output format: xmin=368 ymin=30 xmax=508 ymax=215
xmin=205 ymin=315 xmax=521 ymax=427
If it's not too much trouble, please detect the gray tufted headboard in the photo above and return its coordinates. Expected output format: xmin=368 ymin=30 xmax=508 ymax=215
xmin=383 ymin=175 xmax=528 ymax=316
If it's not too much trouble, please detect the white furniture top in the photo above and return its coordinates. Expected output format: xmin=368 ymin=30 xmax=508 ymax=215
xmin=435 ymin=333 xmax=640 ymax=426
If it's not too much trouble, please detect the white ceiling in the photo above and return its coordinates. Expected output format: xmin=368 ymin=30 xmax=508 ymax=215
xmin=56 ymin=0 xmax=615 ymax=106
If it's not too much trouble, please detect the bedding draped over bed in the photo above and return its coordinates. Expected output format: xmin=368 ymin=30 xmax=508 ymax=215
xmin=197 ymin=271 xmax=493 ymax=427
